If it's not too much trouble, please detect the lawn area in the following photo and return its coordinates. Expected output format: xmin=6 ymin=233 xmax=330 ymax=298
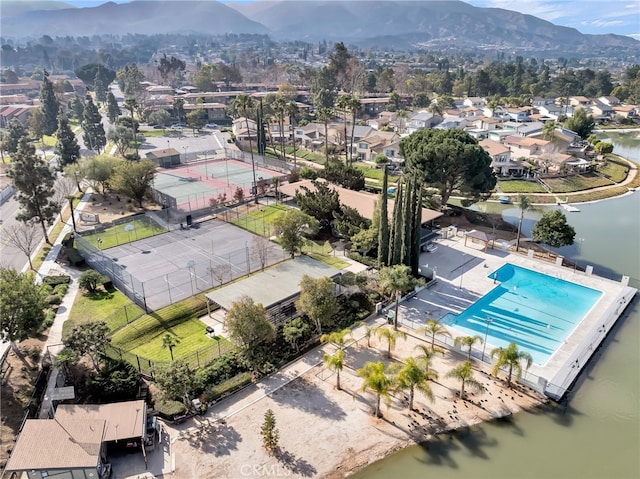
xmin=353 ymin=162 xmax=400 ymax=182
xmin=301 ymin=238 xmax=349 ymax=269
xmin=497 ymin=180 xmax=547 ymax=193
xmin=543 ymin=174 xmax=614 ymax=193
xmin=81 ymin=215 xmax=166 ymax=249
xmin=64 ymin=286 xmax=143 ymax=338
xmin=231 ymin=203 xmax=288 ymax=237
xmin=42 ymin=135 xmax=56 ymax=147
xmin=596 ymin=157 xmax=630 ymax=183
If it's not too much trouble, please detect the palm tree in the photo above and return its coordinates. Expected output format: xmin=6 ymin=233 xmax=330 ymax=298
xmin=376 ymin=327 xmax=407 ymax=359
xmin=417 ymin=318 xmax=452 ymax=352
xmin=490 ymin=342 xmax=533 ymax=388
xmin=454 ymin=335 xmax=483 ymax=361
xmin=335 ymin=94 xmax=352 ymax=163
xmin=446 ymin=360 xmax=483 ymax=399
xmin=231 ymin=94 xmax=257 ymax=203
xmin=316 ymin=107 xmax=333 ymax=165
xmin=272 ymin=96 xmax=288 ymax=162
xmin=515 ymin=195 xmax=533 ymax=252
xmin=320 ymin=327 xmax=353 ymax=351
xmin=286 ymin=101 xmax=299 ymax=169
xmin=378 ymin=264 xmax=415 ymax=330
xmin=348 ymin=96 xmax=361 ymax=164
xmin=162 ymin=333 xmax=180 ymax=361
xmin=357 ymin=361 xmax=396 ymax=418
xmin=395 ymin=357 xmax=437 ymax=410
xmin=323 ymin=349 xmax=344 ymax=390
xmin=414 ymin=344 xmax=439 ymax=374
xmin=396 ymin=109 xmax=408 ymax=134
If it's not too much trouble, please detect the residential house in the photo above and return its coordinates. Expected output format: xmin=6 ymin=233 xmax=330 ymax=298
xmin=569 ymin=96 xmax=592 ymax=107
xmin=0 ymin=104 xmax=35 ymax=127
xmin=232 ymin=117 xmax=258 ymax=142
xmin=504 ymin=121 xmax=544 ymax=137
xmin=184 ymin=101 xmax=227 ymax=122
xmin=537 ymin=103 xmax=570 ymax=120
xmin=506 ymin=107 xmax=531 ymax=122
xmin=347 ymin=125 xmax=375 ymax=158
xmin=503 ymin=135 xmax=550 ymax=159
xmin=463 ymin=97 xmax=486 ymax=108
xmin=0 ymin=94 xmax=30 ymax=104
xmin=354 ymin=130 xmax=400 ymax=162
xmin=538 ymin=152 xmax=589 ymax=174
xmin=435 ymin=118 xmax=469 ymax=130
xmin=598 ymin=96 xmax=620 ymax=106
xmin=589 ymin=100 xmax=614 ymax=120
xmin=406 ymin=110 xmax=441 ymax=133
xmin=487 ymin=130 xmax=515 ymax=143
xmin=612 ymin=105 xmax=638 ymax=119
xmin=468 ymin=116 xmax=501 ymax=131
xmin=479 ymin=139 xmax=524 ymax=176
xmin=296 ymin=123 xmax=326 ymax=151
xmin=532 ymin=97 xmax=555 ymax=106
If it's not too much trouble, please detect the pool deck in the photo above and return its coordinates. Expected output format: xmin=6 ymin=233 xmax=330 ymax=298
xmin=394 ymin=233 xmax=637 ymax=401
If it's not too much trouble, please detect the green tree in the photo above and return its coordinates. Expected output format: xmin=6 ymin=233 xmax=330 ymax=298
xmin=357 ymin=361 xmax=396 ymax=418
xmin=395 ymin=357 xmax=437 ymax=411
xmin=594 ymin=141 xmax=614 ymax=156
xmin=387 ymin=91 xmax=402 ymax=111
xmin=116 ymin=63 xmax=145 ymax=101
xmin=323 ymin=349 xmax=345 ymax=390
xmin=107 ymin=125 xmax=134 ymax=158
xmin=417 ymin=318 xmax=452 ymax=352
xmin=155 ymin=361 xmax=196 ymax=406
xmin=261 ymin=409 xmax=279 ymax=454
xmin=84 ymin=154 xmax=121 ymax=195
xmin=272 ymin=209 xmax=319 ymax=259
xmin=1 ymin=118 xmax=27 ymax=156
xmin=123 ymin=98 xmax=139 ymax=158
xmin=162 ymin=334 xmax=180 ymax=361
xmin=63 ymin=321 xmax=111 ymax=372
xmin=531 ymin=210 xmax=576 ymax=248
xmin=40 ymin=71 xmax=60 ymax=135
xmin=515 ymin=195 xmax=533 ymax=252
xmin=186 ymin=108 xmax=206 ymax=132
xmin=542 ymin=120 xmax=557 ymax=141
xmin=401 ymin=128 xmax=496 ymax=207
xmin=172 ymin=97 xmax=186 ymax=125
xmin=272 ymin=95 xmax=289 ymax=161
xmin=79 ymin=269 xmax=104 ymax=293
xmin=454 ymin=335 xmax=483 ymax=361
xmin=75 ymin=64 xmax=116 ymax=89
xmin=28 ymin=108 xmax=46 ymax=146
xmin=335 ymin=94 xmax=351 ymax=162
xmin=295 ymin=180 xmax=341 ymax=234
xmin=148 ymin=109 xmax=171 ymax=129
xmin=224 ymin=295 xmax=275 ymax=350
xmin=490 ymin=342 xmax=533 ymax=387
xmin=110 ymin=159 xmax=156 ymax=208
xmin=347 ymin=96 xmax=362 ymax=164
xmin=296 ymin=275 xmax=339 ymax=334
xmin=378 ymin=264 xmax=417 ymax=330
xmin=69 ymin=94 xmax=85 ymax=120
xmin=376 ymin=327 xmax=407 ymax=359
xmin=8 ymin=138 xmax=58 ymax=244
xmin=82 ymin=95 xmax=106 ymax=152
xmin=55 ymin=109 xmax=80 ymax=169
xmin=446 ymin=360 xmax=483 ymax=399
xmin=282 ymin=317 xmax=312 ymax=352
xmin=0 ymin=269 xmax=47 ymax=359
xmin=106 ymin=91 xmax=121 ymax=123
xmin=564 ymin=107 xmax=595 ymax=139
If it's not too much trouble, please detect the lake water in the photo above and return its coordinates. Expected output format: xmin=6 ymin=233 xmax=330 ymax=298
xmin=353 ymin=137 xmax=640 ymax=479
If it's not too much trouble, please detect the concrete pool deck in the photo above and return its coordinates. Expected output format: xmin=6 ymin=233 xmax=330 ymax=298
xmin=394 ymin=233 xmax=637 ymax=400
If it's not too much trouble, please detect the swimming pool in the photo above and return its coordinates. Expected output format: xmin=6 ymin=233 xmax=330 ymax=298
xmin=441 ymin=263 xmax=603 ymax=365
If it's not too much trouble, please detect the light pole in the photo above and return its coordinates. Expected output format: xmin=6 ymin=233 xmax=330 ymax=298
xmin=575 ymin=237 xmax=584 ymax=271
xmin=482 ymin=317 xmax=492 ymax=362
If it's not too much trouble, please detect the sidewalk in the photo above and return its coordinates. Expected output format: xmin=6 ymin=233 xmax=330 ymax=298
xmin=37 ymin=189 xmax=93 ymax=418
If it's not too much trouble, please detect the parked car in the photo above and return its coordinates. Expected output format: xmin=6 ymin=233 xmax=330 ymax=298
xmin=205 ymin=123 xmax=218 ymax=129
xmin=426 ymin=243 xmax=438 ymax=253
xmin=170 ymin=124 xmax=184 ymax=130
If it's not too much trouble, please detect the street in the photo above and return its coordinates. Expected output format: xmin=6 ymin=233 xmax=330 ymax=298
xmin=0 ymin=196 xmax=42 ymax=272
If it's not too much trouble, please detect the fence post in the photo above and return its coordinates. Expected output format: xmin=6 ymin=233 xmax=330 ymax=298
xmin=197 ymin=351 xmax=200 ymax=368
xmin=136 ymin=355 xmax=141 ymax=372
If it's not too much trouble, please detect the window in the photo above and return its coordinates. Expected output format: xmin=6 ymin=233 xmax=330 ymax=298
xmin=359 ymin=142 xmax=368 ymax=149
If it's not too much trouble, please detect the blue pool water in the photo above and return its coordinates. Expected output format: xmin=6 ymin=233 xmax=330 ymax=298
xmin=441 ymin=263 xmax=603 ymax=365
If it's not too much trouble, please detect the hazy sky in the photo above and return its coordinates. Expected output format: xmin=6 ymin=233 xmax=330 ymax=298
xmin=41 ymin=0 xmax=640 ymax=39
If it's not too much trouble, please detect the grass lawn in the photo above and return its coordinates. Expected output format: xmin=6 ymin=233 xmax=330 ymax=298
xmin=544 ymin=174 xmax=613 ymax=193
xmin=301 ymin=239 xmax=349 ymax=269
xmin=597 ymin=158 xmax=630 ymax=183
xmin=81 ymin=216 xmax=166 ymax=249
xmin=497 ymin=180 xmax=547 ymax=193
xmin=231 ymin=204 xmax=288 ymax=237
xmin=42 ymin=135 xmax=56 ymax=147
xmin=142 ymin=129 xmax=170 ymax=138
xmin=353 ymin=162 xmax=400 ymax=182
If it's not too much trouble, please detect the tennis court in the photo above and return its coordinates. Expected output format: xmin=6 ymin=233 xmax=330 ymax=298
xmin=78 ymin=218 xmax=288 ymax=311
xmin=154 ymin=159 xmax=282 ymax=214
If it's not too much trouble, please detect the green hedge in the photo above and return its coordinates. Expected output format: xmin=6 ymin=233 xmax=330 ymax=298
xmin=204 ymin=372 xmax=253 ymax=402
xmin=154 ymin=398 xmax=188 ymax=421
xmin=42 ymin=275 xmax=71 ymax=286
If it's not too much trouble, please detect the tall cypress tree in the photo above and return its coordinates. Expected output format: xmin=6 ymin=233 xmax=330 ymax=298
xmin=40 ymin=71 xmax=60 ymax=136
xmin=377 ymin=167 xmax=389 ymax=266
xmin=8 ymin=138 xmax=58 ymax=244
xmin=55 ymin=109 xmax=80 ymax=169
xmin=82 ymin=96 xmax=106 ymax=152
xmin=388 ymin=181 xmax=404 ymax=266
xmin=106 ymin=91 xmax=121 ymax=123
xmin=411 ymin=181 xmax=423 ymax=276
xmin=401 ymin=176 xmax=413 ymax=266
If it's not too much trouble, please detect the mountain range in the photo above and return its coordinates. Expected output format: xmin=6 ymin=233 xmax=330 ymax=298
xmin=1 ymin=0 xmax=638 ymax=54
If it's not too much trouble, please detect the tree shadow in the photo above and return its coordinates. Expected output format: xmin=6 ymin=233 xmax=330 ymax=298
xmin=178 ymin=417 xmax=242 ymax=456
xmin=275 ymin=447 xmax=317 ymax=477
xmin=416 ymin=434 xmax=461 ymax=469
xmin=269 ymin=376 xmax=346 ymax=420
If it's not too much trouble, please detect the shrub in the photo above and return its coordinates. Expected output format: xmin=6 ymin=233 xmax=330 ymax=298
xmin=46 ymin=294 xmax=62 ymax=306
xmin=299 ymin=166 xmax=318 ymax=180
xmin=154 ymin=398 xmax=188 ymax=421
xmin=42 ymin=275 xmax=71 ymax=286
xmin=194 ymin=352 xmax=246 ymax=391
xmin=79 ymin=269 xmax=104 ymax=293
xmin=65 ymin=248 xmax=85 ymax=266
xmin=53 ymin=284 xmax=69 ymax=296
xmin=203 ymin=372 xmax=252 ymax=403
